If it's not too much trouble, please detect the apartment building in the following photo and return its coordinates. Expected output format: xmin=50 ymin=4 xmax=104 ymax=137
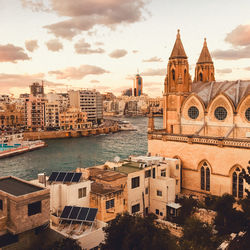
xmin=68 ymin=90 xmax=103 ymax=124
xmin=45 ymin=102 xmax=60 ymax=129
xmin=0 ymin=176 xmax=50 ymax=249
xmin=46 ymin=93 xmax=69 ymax=112
xmin=78 ymin=167 xmax=127 ymax=223
xmin=24 ymin=94 xmax=47 ymax=131
xmin=106 ymin=155 xmax=181 ymax=219
xmin=59 ymin=107 xmax=92 ymax=130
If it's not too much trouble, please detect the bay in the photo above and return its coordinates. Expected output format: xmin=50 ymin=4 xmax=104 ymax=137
xmin=0 ymin=117 xmax=163 ymax=180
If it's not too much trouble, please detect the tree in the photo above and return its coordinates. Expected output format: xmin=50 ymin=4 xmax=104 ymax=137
xmin=174 ymin=196 xmax=197 ymax=225
xmin=180 ymin=217 xmax=216 ymax=250
xmin=100 ymin=213 xmax=177 ymax=250
xmin=214 ymin=194 xmax=246 ymax=235
xmin=42 ymin=238 xmax=81 ymax=250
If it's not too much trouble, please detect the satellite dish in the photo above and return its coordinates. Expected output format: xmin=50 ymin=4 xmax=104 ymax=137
xmin=114 ymin=156 xmax=120 ymax=163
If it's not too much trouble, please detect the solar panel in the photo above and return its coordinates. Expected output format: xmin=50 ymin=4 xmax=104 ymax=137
xmin=86 ymin=208 xmax=98 ymax=222
xmin=69 ymin=207 xmax=81 ymax=219
xmin=71 ymin=173 xmax=82 ymax=182
xmin=48 ymin=172 xmax=59 ymax=182
xmin=60 ymin=206 xmax=72 ymax=219
xmin=56 ymin=172 xmax=67 ymax=182
xmin=78 ymin=207 xmax=89 ymax=221
xmin=64 ymin=172 xmax=74 ymax=182
xmin=60 ymin=206 xmax=97 ymax=223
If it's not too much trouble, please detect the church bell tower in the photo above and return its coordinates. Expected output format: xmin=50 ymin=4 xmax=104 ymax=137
xmin=164 ymin=30 xmax=191 ymax=133
xmin=194 ymin=38 xmax=215 ymax=82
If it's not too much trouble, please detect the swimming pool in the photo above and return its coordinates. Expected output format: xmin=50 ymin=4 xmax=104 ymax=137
xmin=0 ymin=144 xmax=21 ymax=151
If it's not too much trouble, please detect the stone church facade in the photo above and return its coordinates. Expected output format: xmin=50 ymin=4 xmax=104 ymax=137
xmin=148 ymin=30 xmax=250 ymax=198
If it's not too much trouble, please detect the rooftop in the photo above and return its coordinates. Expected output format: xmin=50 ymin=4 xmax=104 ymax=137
xmin=88 ymin=168 xmax=126 ymax=182
xmin=91 ymin=182 xmax=123 ymax=195
xmin=114 ymin=162 xmax=142 ymax=175
xmin=0 ymin=176 xmax=43 ymax=196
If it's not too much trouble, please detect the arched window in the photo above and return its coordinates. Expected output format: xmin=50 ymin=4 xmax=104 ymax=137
xmin=199 ymin=72 xmax=203 ymax=81
xmin=172 ymin=69 xmax=175 ymax=81
xmin=232 ymin=168 xmax=244 ymax=198
xmin=200 ymin=162 xmax=210 ymax=191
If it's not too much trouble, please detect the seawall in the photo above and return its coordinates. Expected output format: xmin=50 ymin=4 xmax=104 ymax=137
xmin=23 ymin=126 xmax=119 ymax=141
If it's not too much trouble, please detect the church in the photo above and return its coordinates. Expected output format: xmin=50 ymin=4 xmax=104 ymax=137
xmin=148 ymin=30 xmax=250 ymax=198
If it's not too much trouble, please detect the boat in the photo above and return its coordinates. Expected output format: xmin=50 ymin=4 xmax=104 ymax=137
xmin=0 ymin=133 xmax=46 ymax=159
xmin=118 ymin=121 xmax=137 ymax=131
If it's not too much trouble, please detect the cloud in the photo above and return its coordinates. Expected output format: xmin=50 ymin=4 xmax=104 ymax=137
xmin=225 ymin=24 xmax=250 ymax=46
xmin=142 ymin=68 xmax=166 ymax=76
xmin=0 ymin=44 xmax=30 ymax=63
xmin=216 ymin=68 xmax=232 ymax=74
xmin=90 ymin=79 xmax=100 ymax=83
xmin=0 ymin=73 xmax=65 ymax=91
xmin=21 ymin=0 xmax=49 ymax=12
xmin=95 ymin=42 xmax=104 ymax=46
xmin=48 ymin=64 xmax=109 ymax=80
xmin=244 ymin=67 xmax=250 ymax=71
xmin=46 ymin=39 xmax=63 ymax=51
xmin=143 ymin=81 xmax=162 ymax=87
xmin=25 ymin=40 xmax=39 ymax=52
xmin=212 ymin=46 xmax=250 ymax=60
xmin=74 ymin=39 xmax=105 ymax=54
xmin=132 ymin=50 xmax=139 ymax=53
xmin=41 ymin=0 xmax=149 ymax=39
xmin=109 ymin=49 xmax=127 ymax=58
xmin=143 ymin=56 xmax=162 ymax=62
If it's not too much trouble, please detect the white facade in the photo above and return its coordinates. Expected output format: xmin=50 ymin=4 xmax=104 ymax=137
xmin=46 ymin=92 xmax=69 ymax=112
xmin=68 ymin=90 xmax=103 ymax=124
xmin=49 ymin=180 xmax=91 ymax=214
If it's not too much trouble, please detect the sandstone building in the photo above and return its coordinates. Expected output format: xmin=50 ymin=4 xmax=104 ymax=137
xmin=148 ymin=30 xmax=250 ymax=199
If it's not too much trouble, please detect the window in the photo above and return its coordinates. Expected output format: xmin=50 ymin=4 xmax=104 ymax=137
xmin=131 ymin=176 xmax=140 ymax=189
xmin=0 ymin=199 xmax=3 ymax=210
xmin=106 ymin=199 xmax=115 ymax=209
xmin=78 ymin=187 xmax=87 ymax=198
xmin=199 ymin=72 xmax=203 ymax=81
xmin=232 ymin=169 xmax=244 ymax=198
xmin=153 ymin=168 xmax=155 ymax=178
xmin=214 ymin=107 xmax=227 ymax=120
xmin=172 ymin=69 xmax=175 ymax=81
xmin=188 ymin=106 xmax=199 ymax=119
xmin=132 ymin=203 xmax=140 ymax=214
xmin=28 ymin=201 xmax=41 ymax=216
xmin=155 ymin=209 xmax=159 ymax=215
xmin=157 ymin=190 xmax=162 ymax=196
xmin=160 ymin=212 xmax=163 ymax=216
xmin=161 ymin=169 xmax=166 ymax=177
xmin=200 ymin=162 xmax=210 ymax=191
xmin=145 ymin=187 xmax=149 ymax=195
xmin=145 ymin=170 xmax=151 ymax=178
xmin=245 ymin=108 xmax=250 ymax=121
xmin=176 ymin=164 xmax=179 ymax=170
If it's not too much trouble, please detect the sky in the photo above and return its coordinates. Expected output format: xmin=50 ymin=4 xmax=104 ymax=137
xmin=1 ymin=0 xmax=250 ymax=97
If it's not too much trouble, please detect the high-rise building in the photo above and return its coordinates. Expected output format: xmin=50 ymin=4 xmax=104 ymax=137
xmin=30 ymin=82 xmax=44 ymax=96
xmin=133 ymin=74 xmax=143 ymax=96
xmin=68 ymin=90 xmax=103 ymax=124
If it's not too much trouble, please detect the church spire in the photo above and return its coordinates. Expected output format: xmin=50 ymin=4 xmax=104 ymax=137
xmin=169 ymin=29 xmax=187 ymax=59
xmin=197 ymin=38 xmax=213 ymax=64
xmin=194 ymin=38 xmax=215 ymax=82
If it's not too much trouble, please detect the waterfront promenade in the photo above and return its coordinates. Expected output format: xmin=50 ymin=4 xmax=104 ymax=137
xmin=23 ymin=125 xmax=119 ymax=140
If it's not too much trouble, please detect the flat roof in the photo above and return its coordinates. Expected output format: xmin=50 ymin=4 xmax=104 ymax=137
xmin=167 ymin=202 xmax=182 ymax=209
xmin=0 ymin=177 xmax=43 ymax=196
xmin=114 ymin=162 xmax=141 ymax=175
xmin=88 ymin=168 xmax=126 ymax=181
